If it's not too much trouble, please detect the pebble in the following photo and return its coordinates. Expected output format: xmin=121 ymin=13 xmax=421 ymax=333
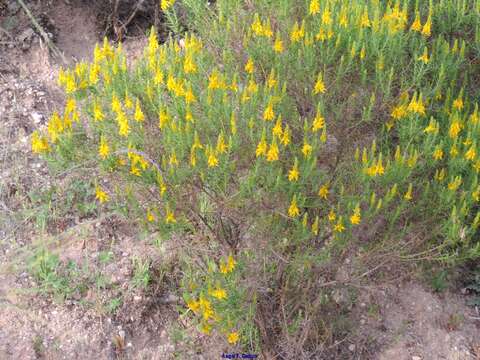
xmin=348 ymin=344 xmax=356 ymax=352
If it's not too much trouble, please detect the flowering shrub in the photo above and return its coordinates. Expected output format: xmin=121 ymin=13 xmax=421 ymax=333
xmin=32 ymin=0 xmax=480 ymax=353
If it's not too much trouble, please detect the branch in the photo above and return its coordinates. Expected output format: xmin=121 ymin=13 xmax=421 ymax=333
xmin=16 ymin=0 xmax=68 ymax=65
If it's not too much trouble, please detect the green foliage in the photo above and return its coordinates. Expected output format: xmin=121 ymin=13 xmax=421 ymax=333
xmin=30 ymin=0 xmax=480 ymax=354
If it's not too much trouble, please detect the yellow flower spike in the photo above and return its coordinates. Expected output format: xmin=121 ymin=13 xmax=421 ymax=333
xmin=470 ymin=104 xmax=479 ymax=125
xmin=302 ymin=140 xmax=313 ymax=158
xmin=165 ymin=204 xmax=177 ymax=224
xmin=421 ymin=15 xmax=432 ymax=37
xmin=465 ymin=146 xmax=476 ymax=161
xmin=186 ymin=299 xmax=200 ymax=313
xmin=266 ymin=138 xmax=279 ymax=162
xmin=211 ymin=287 xmax=227 ymax=300
xmin=251 ymin=14 xmax=263 ymax=36
xmin=312 ymin=108 xmax=325 ymax=132
xmin=339 ymin=7 xmax=348 ymax=27
xmin=333 ymin=217 xmax=345 ymax=233
xmin=111 ymin=94 xmax=122 ymax=114
xmin=313 ymin=73 xmax=326 ymax=95
xmin=95 ymin=186 xmax=109 ymax=203
xmin=309 ymin=0 xmax=320 ymax=15
xmin=453 ymin=96 xmax=464 ymax=111
xmin=288 ymin=158 xmax=299 ymax=182
xmin=320 ymin=126 xmax=327 ymax=143
xmin=311 ymin=216 xmax=319 ymax=235
xmin=245 ymin=58 xmax=254 ymax=74
xmin=350 ymin=204 xmax=361 ymax=225
xmin=226 ymin=255 xmax=236 ymax=272
xmin=160 ymin=0 xmax=176 ymax=11
xmin=404 ymin=183 xmax=413 ymax=201
xmin=449 ymin=118 xmax=462 ymax=139
xmin=418 ymin=47 xmax=430 ymax=64
xmin=271 ymin=115 xmax=283 ymax=138
xmin=31 ymin=131 xmax=50 ymax=154
xmin=288 ymin=195 xmax=300 ymax=218
xmin=183 ymin=54 xmax=197 ymax=74
xmin=321 ymin=6 xmax=332 ymax=25
xmin=362 ymin=148 xmax=368 ymax=164
xmin=98 ymin=136 xmax=110 ymax=159
xmin=302 ymin=213 xmax=308 ymax=228
xmin=146 ymin=209 xmax=155 ymax=223
xmin=448 ymin=176 xmax=462 ymax=191
xmin=277 ymin=124 xmax=289 ymax=146
xmin=207 ymin=146 xmax=219 ymax=168
xmin=227 ymin=332 xmax=239 ymax=344
xmin=360 ymin=7 xmax=371 ymax=28
xmin=318 ymin=184 xmax=329 ymax=200
xmin=273 ymin=32 xmax=284 ymax=53
xmin=134 ymin=99 xmax=144 ymax=122
xmin=158 ymin=108 xmax=170 ymax=130
xmin=290 ymin=20 xmax=305 ymax=43
xmin=328 ymin=208 xmax=336 ymax=222
xmin=410 ymin=11 xmax=422 ymax=32
xmin=433 ymin=147 xmax=443 ymax=160
xmin=256 ymin=129 xmax=268 ymax=157
xmin=263 ymin=100 xmax=275 ymax=121
xmin=216 ymin=132 xmax=227 ymax=154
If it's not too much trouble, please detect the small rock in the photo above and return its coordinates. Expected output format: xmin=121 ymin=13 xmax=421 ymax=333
xmin=30 ymin=111 xmax=44 ymax=124
xmin=412 ymin=356 xmax=422 ymax=360
xmin=348 ymin=344 xmax=356 ymax=352
xmin=133 ymin=295 xmax=142 ymax=302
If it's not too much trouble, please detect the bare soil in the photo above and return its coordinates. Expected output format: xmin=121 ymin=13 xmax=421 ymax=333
xmin=1 ymin=1 xmax=479 ymax=359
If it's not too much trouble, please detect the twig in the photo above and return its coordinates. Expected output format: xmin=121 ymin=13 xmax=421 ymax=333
xmin=15 ymin=0 xmax=68 ymax=65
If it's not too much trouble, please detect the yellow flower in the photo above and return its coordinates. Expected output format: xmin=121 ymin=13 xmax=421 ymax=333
xmin=302 ymin=141 xmax=313 ymax=158
xmin=311 ymin=216 xmax=319 ymax=235
xmin=99 ymin=136 xmax=110 ymax=159
xmin=360 ymin=7 xmax=371 ymax=28
xmin=184 ymin=54 xmax=197 ymax=74
xmin=421 ymin=16 xmax=431 ymax=37
xmin=281 ymin=125 xmax=291 ymax=146
xmin=350 ymin=212 xmax=360 ymax=225
xmin=449 ymin=120 xmax=462 ymax=139
xmin=211 ymin=287 xmax=227 ymax=300
xmin=227 ymin=332 xmax=239 ymax=344
xmin=321 ymin=7 xmax=332 ymax=25
xmin=31 ymin=131 xmax=50 ymax=154
xmin=288 ymin=196 xmax=300 ymax=218
xmin=134 ymin=99 xmax=144 ymax=122
xmin=187 ymin=299 xmax=200 ymax=312
xmin=266 ymin=139 xmax=279 ymax=162
xmin=272 ymin=116 xmax=283 ymax=137
xmin=312 ymin=110 xmax=325 ymax=132
xmin=273 ymin=33 xmax=284 ymax=53
xmin=318 ymin=184 xmax=329 ymax=200
xmin=216 ymin=133 xmax=228 ymax=154
xmin=165 ymin=205 xmax=176 ymax=224
xmin=418 ymin=47 xmax=429 ymax=64
xmin=95 ymin=186 xmax=109 ymax=203
xmin=290 ymin=21 xmax=305 ymax=43
xmin=256 ymin=131 xmax=268 ymax=157
xmin=404 ymin=183 xmax=413 ymax=200
xmin=391 ymin=105 xmax=407 ymax=120
xmin=410 ymin=11 xmax=422 ymax=32
xmin=288 ymin=159 xmax=299 ymax=182
xmin=207 ymin=147 xmax=219 ymax=168
xmin=333 ymin=218 xmax=345 ymax=233
xmin=245 ymin=58 xmax=254 ymax=74
xmin=448 ymin=176 xmax=462 ymax=191
xmin=263 ymin=101 xmax=275 ymax=121
xmin=453 ymin=97 xmax=464 ymax=111
xmin=433 ymin=147 xmax=443 ymax=160
xmin=146 ymin=210 xmax=155 ymax=222
xmin=465 ymin=146 xmax=476 ymax=161
xmin=328 ymin=209 xmax=336 ymax=222
xmin=309 ymin=0 xmax=320 ymax=15
xmin=313 ymin=73 xmax=326 ymax=95
xmin=160 ymin=0 xmax=175 ymax=11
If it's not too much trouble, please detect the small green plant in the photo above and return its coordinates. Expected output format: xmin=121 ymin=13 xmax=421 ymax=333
xmin=430 ymin=269 xmax=449 ymax=292
xmin=131 ymin=257 xmax=151 ymax=289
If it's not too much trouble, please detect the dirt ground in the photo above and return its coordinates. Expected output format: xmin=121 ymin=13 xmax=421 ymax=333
xmin=1 ymin=1 xmax=480 ymax=359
